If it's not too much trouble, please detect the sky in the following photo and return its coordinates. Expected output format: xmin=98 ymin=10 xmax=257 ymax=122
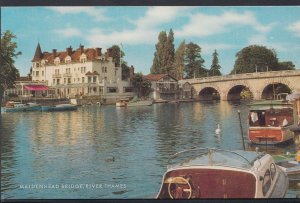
xmin=2 ymin=6 xmax=300 ymax=76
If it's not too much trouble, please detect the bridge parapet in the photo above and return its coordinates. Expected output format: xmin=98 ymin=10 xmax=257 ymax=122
xmin=184 ymin=69 xmax=300 ymax=84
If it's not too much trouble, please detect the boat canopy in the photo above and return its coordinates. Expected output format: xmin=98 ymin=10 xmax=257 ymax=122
xmin=24 ymin=85 xmax=48 ymax=91
xmin=167 ymin=148 xmax=264 ymax=170
xmin=248 ymin=100 xmax=293 ymax=111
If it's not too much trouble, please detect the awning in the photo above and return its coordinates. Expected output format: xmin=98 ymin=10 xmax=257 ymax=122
xmin=24 ymin=85 xmax=48 ymax=91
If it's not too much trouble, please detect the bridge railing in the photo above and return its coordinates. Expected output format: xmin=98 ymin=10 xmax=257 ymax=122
xmin=185 ymin=69 xmax=300 ymax=84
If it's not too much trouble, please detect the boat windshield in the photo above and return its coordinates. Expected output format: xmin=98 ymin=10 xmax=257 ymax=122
xmin=167 ymin=148 xmax=264 ymax=170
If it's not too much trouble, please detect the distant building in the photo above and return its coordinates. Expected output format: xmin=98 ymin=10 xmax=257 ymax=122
xmin=178 ymin=81 xmax=192 ymax=99
xmin=144 ymin=74 xmax=179 ymax=100
xmin=31 ymin=43 xmax=134 ymax=101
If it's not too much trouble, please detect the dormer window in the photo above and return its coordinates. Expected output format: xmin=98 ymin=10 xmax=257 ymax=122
xmin=80 ymin=54 xmax=87 ymax=63
xmin=54 ymin=57 xmax=60 ymax=66
xmin=65 ymin=56 xmax=71 ymax=64
xmin=36 ymin=62 xmax=40 ymax=68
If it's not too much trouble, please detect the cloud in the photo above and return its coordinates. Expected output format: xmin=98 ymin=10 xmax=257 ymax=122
xmin=84 ymin=7 xmax=193 ymax=47
xmin=176 ymin=11 xmax=274 ymax=38
xmin=197 ymin=43 xmax=238 ymax=55
xmin=288 ymin=21 xmax=300 ymax=37
xmin=48 ymin=6 xmax=110 ymax=22
xmin=54 ymin=27 xmax=82 ymax=38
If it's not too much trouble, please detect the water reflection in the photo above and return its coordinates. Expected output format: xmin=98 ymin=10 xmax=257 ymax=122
xmin=1 ymin=101 xmax=299 ymax=199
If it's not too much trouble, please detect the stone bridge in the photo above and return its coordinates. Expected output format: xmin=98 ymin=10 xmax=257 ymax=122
xmin=183 ymin=70 xmax=300 ymax=100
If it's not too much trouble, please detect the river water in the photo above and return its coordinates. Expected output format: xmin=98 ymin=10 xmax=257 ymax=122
xmin=1 ymin=101 xmax=299 ymax=199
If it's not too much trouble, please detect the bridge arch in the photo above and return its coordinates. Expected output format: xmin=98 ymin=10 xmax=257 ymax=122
xmin=261 ymin=79 xmax=293 ymax=100
xmin=226 ymin=81 xmax=254 ymax=101
xmin=198 ymin=86 xmax=221 ymax=100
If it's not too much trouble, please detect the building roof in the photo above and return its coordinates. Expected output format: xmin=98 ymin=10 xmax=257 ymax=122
xmin=32 ymin=43 xmax=107 ymax=65
xmin=16 ymin=76 xmax=32 ymax=82
xmin=85 ymin=71 xmax=100 ymax=76
xmin=32 ymin=43 xmax=43 ymax=62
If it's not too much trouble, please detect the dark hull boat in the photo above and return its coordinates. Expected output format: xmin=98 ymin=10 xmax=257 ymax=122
xmin=157 ymin=148 xmax=288 ymax=199
xmin=41 ymin=104 xmax=77 ymax=111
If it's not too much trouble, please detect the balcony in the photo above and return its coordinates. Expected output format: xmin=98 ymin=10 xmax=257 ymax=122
xmin=63 ymin=73 xmax=72 ymax=77
xmin=158 ymin=88 xmax=178 ymax=93
xmin=52 ymin=74 xmax=61 ymax=78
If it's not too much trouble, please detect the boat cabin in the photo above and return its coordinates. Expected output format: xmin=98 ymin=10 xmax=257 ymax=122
xmin=248 ymin=101 xmax=294 ymax=127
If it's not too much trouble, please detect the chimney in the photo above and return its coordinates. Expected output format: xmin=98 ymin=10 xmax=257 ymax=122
xmin=96 ymin=48 xmax=102 ymax=56
xmin=66 ymin=46 xmax=73 ymax=56
xmin=107 ymin=48 xmax=113 ymax=57
xmin=129 ymin=65 xmax=135 ymax=81
xmin=52 ymin=49 xmax=57 ymax=57
xmin=80 ymin=44 xmax=84 ymax=54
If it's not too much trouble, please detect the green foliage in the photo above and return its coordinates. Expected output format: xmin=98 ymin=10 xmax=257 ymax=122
xmin=231 ymin=45 xmax=278 ymax=74
xmin=173 ymin=40 xmax=186 ymax=80
xmin=109 ymin=44 xmax=130 ymax=80
xmin=132 ymin=73 xmax=152 ymax=97
xmin=184 ymin=42 xmax=206 ymax=79
xmin=209 ymin=49 xmax=222 ymax=76
xmin=278 ymin=61 xmax=295 ymax=70
xmin=0 ymin=30 xmax=21 ymax=107
xmin=109 ymin=44 xmax=125 ymax=67
xmin=151 ymin=29 xmax=175 ymax=75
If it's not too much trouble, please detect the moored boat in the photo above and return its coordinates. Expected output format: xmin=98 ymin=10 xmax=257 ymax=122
xmin=41 ymin=104 xmax=77 ymax=111
xmin=247 ymin=100 xmax=295 ymax=145
xmin=127 ymin=100 xmax=153 ymax=107
xmin=116 ymin=98 xmax=130 ymax=107
xmin=157 ymin=148 xmax=288 ymax=199
xmin=2 ymin=101 xmax=41 ymax=112
xmin=273 ymin=151 xmax=300 ymax=181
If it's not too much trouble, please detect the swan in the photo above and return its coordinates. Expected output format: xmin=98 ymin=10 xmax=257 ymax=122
xmin=215 ymin=124 xmax=221 ymax=134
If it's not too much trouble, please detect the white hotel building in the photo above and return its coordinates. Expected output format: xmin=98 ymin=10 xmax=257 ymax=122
xmin=31 ymin=43 xmax=134 ymax=102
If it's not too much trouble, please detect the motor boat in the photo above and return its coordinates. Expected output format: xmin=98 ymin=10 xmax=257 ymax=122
xmin=2 ymin=101 xmax=41 ymax=112
xmin=157 ymin=148 xmax=288 ymax=199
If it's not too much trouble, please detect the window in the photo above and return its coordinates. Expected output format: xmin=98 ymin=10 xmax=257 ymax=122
xmin=36 ymin=71 xmax=39 ymax=76
xmin=53 ymin=79 xmax=55 ymax=85
xmin=68 ymin=78 xmax=71 ymax=84
xmin=82 ymin=77 xmax=85 ymax=83
xmin=93 ymin=76 xmax=97 ymax=83
xmin=102 ymin=67 xmax=107 ymax=73
xmin=36 ymin=63 xmax=40 ymax=68
xmin=262 ymin=169 xmax=271 ymax=196
xmin=57 ymin=79 xmax=60 ymax=84
xmin=64 ymin=78 xmax=66 ymax=84
xmin=42 ymin=71 xmax=44 ymax=76
xmin=88 ymin=77 xmax=91 ymax=83
xmin=123 ymin=87 xmax=133 ymax=93
xmin=270 ymin=163 xmax=276 ymax=180
xmin=107 ymin=87 xmax=117 ymax=93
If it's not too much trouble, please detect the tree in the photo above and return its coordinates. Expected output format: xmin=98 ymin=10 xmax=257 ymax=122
xmin=209 ymin=49 xmax=222 ymax=76
xmin=165 ymin=29 xmax=175 ymax=75
xmin=231 ymin=45 xmax=279 ymax=74
xmin=109 ymin=45 xmax=125 ymax=67
xmin=151 ymin=31 xmax=167 ymax=74
xmin=278 ymin=61 xmax=295 ymax=70
xmin=173 ymin=40 xmax=186 ymax=80
xmin=0 ymin=30 xmax=21 ymax=109
xmin=184 ymin=42 xmax=206 ymax=79
xmin=131 ymin=73 xmax=151 ymax=97
xmin=150 ymin=29 xmax=175 ymax=75
xmin=109 ymin=44 xmax=130 ymax=80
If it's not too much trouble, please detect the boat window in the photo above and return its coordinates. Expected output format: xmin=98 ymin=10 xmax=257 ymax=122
xmin=262 ymin=169 xmax=271 ymax=196
xmin=249 ymin=111 xmax=266 ymax=127
xmin=270 ymin=163 xmax=276 ymax=180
